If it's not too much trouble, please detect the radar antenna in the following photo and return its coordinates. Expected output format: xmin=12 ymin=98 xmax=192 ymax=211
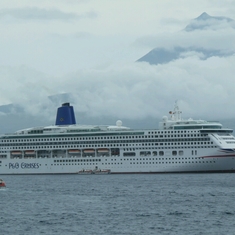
xmin=170 ymin=100 xmax=182 ymax=121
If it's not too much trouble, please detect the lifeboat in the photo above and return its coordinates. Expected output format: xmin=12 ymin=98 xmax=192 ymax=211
xmin=11 ymin=151 xmax=22 ymax=155
xmin=83 ymin=149 xmax=95 ymax=153
xmin=0 ymin=179 xmax=6 ymax=187
xmin=97 ymin=148 xmax=109 ymax=153
xmin=68 ymin=149 xmax=80 ymax=154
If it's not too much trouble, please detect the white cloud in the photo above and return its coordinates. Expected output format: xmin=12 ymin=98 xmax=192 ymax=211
xmin=1 ymin=53 xmax=234 ymax=122
xmin=135 ymin=25 xmax=235 ymax=52
xmin=62 ymin=54 xmax=234 ymax=121
xmin=0 ymin=0 xmax=235 ymax=130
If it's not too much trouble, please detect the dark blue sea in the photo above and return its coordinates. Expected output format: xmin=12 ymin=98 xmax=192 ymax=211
xmin=1 ymin=173 xmax=235 ymax=235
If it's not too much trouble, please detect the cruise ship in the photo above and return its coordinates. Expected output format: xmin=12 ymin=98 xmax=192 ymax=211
xmin=1 ymin=102 xmax=235 ymax=175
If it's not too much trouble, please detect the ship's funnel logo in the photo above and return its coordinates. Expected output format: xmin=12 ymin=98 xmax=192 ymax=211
xmin=55 ymin=103 xmax=76 ymax=125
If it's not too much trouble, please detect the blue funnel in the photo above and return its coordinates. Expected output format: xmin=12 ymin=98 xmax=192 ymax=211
xmin=55 ymin=103 xmax=76 ymax=125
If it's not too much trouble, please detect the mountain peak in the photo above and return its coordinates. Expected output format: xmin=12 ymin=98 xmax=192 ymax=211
xmin=196 ymin=12 xmax=210 ymax=20
xmin=136 ymin=12 xmax=235 ymax=65
xmin=184 ymin=12 xmax=234 ymax=31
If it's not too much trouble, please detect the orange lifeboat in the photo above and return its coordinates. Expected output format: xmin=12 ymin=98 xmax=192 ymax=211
xmin=0 ymin=179 xmax=6 ymax=187
xmin=97 ymin=148 xmax=109 ymax=153
xmin=83 ymin=149 xmax=95 ymax=153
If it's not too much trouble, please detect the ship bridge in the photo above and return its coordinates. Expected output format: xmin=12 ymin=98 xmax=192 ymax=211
xmin=209 ymin=133 xmax=235 ymax=151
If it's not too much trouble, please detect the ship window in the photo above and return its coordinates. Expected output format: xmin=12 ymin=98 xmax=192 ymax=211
xmin=123 ymin=152 xmax=135 ymax=157
xmin=140 ymin=151 xmax=151 ymax=156
xmin=179 ymin=151 xmax=184 ymax=156
xmin=153 ymin=151 xmax=157 ymax=156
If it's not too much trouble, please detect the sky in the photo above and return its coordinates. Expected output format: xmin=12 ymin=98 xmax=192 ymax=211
xmin=0 ymin=0 xmax=235 ymax=128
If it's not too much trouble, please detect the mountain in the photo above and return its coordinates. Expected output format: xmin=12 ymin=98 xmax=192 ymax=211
xmin=136 ymin=47 xmax=233 ymax=65
xmin=1 ymin=12 xmax=235 ymax=134
xmin=136 ymin=12 xmax=235 ymax=65
xmin=185 ymin=12 xmax=235 ymax=31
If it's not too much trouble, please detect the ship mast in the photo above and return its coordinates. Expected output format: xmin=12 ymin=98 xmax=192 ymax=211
xmin=170 ymin=101 xmax=182 ymax=121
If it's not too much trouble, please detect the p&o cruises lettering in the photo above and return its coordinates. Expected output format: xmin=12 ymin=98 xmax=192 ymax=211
xmin=9 ymin=162 xmax=40 ymax=169
xmin=9 ymin=162 xmax=19 ymax=169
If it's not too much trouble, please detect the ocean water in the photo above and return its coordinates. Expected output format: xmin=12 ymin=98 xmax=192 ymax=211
xmin=1 ymin=173 xmax=235 ymax=235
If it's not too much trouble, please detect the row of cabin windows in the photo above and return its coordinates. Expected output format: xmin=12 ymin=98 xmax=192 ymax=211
xmin=51 ymin=160 xmax=216 ymax=166
xmin=54 ymin=159 xmax=101 ymax=162
xmin=0 ymin=139 xmax=212 ymax=148
xmin=12 ymin=155 xmax=199 ymax=161
xmin=0 ymin=139 xmax=213 ymax=148
xmin=148 ymin=130 xmax=200 ymax=134
xmin=116 ymin=157 xmax=198 ymax=160
xmin=9 ymin=149 xmax=212 ymax=160
xmin=129 ymin=161 xmax=215 ymax=164
xmin=2 ymin=142 xmax=217 ymax=150
xmin=0 ymin=156 xmax=205 ymax=163
xmin=1 ymin=133 xmax=208 ymax=143
xmin=123 ymin=150 xmax=185 ymax=157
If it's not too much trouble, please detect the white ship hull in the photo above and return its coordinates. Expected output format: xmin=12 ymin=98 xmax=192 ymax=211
xmin=1 ymin=102 xmax=235 ymax=175
xmin=1 ymin=148 xmax=235 ymax=175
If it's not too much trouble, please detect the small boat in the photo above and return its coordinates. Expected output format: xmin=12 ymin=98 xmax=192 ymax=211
xmin=78 ymin=169 xmax=94 ymax=175
xmin=0 ymin=179 xmax=6 ymax=187
xmin=93 ymin=169 xmax=111 ymax=174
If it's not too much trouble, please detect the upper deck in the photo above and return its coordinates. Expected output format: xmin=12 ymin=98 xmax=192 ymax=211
xmin=0 ymin=102 xmax=232 ymax=138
